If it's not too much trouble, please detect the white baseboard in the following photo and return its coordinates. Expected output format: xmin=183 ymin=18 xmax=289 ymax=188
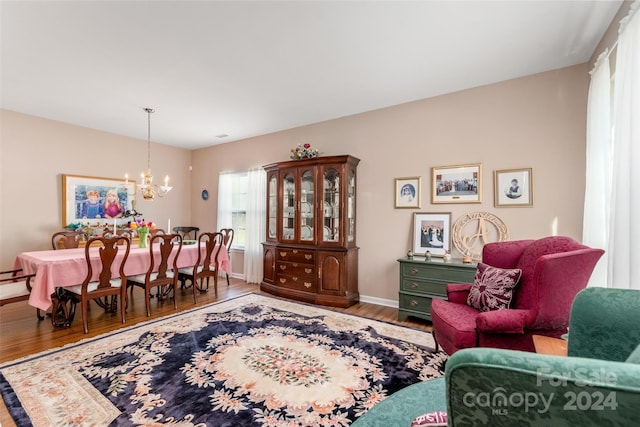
xmin=230 ymin=274 xmax=399 ymax=308
xmin=358 ymin=294 xmax=398 ymax=308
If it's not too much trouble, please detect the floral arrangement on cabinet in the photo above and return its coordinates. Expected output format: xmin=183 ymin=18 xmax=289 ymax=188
xmin=290 ymin=143 xmax=320 ymax=160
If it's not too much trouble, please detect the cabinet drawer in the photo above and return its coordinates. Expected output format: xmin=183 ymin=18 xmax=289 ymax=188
xmin=400 ymin=279 xmax=447 ymax=297
xmin=277 ymin=261 xmax=315 ymax=278
xmin=401 ymin=263 xmax=475 ymax=283
xmin=399 ymin=292 xmax=440 ymax=316
xmin=276 ymin=274 xmax=317 ymax=292
xmin=277 ymin=248 xmax=315 ymax=263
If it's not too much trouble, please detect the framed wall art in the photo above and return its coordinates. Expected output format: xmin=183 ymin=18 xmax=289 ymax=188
xmin=432 ymin=163 xmax=482 ymax=204
xmin=412 ymin=212 xmax=451 ymax=257
xmin=62 ymin=174 xmax=135 ymax=227
xmin=395 ymin=177 xmax=421 ymax=208
xmin=494 ymin=168 xmax=533 ymax=207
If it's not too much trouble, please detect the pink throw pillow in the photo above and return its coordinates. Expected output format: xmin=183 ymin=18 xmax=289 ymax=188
xmin=410 ymin=411 xmax=447 ymax=426
xmin=467 ymin=262 xmax=522 ymax=312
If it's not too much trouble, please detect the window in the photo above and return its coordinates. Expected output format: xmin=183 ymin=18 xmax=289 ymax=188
xmin=219 ymin=172 xmax=247 ymax=248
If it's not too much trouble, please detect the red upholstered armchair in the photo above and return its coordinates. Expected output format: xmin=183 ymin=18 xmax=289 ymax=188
xmin=431 ymin=236 xmax=604 ymax=355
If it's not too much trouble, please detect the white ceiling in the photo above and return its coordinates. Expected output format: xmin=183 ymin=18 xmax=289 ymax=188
xmin=1 ymin=1 xmax=622 ymax=150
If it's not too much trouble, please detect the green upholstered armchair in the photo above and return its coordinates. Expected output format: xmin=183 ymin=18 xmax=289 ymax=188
xmin=352 ymin=287 xmax=640 ymax=426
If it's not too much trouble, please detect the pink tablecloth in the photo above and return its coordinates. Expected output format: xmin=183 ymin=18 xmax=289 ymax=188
xmin=14 ymin=244 xmax=230 ymax=311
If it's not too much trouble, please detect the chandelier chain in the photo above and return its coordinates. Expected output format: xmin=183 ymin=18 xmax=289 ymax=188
xmin=124 ymin=107 xmax=170 ymax=200
xmin=145 ymin=108 xmax=154 ymax=171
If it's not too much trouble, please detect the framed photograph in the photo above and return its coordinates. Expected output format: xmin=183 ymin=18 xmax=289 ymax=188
xmin=432 ymin=163 xmax=482 ymax=204
xmin=494 ymin=168 xmax=533 ymax=207
xmin=395 ymin=177 xmax=421 ymax=208
xmin=412 ymin=212 xmax=451 ymax=257
xmin=62 ymin=174 xmax=135 ymax=227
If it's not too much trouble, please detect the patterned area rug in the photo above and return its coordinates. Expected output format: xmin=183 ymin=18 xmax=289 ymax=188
xmin=0 ymin=294 xmax=446 ymax=426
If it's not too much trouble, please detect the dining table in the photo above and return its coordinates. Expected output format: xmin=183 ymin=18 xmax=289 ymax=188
xmin=14 ymin=243 xmax=230 ymax=313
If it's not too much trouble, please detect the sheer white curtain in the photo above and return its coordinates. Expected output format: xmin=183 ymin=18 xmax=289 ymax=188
xmin=243 ymin=168 xmax=266 ymax=283
xmin=609 ymin=2 xmax=640 ymax=290
xmin=583 ymin=52 xmax=611 ymax=286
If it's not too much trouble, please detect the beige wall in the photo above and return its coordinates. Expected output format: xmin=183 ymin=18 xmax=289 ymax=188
xmin=1 ymin=64 xmax=590 ymax=303
xmin=192 ymin=64 xmax=590 ymax=303
xmin=0 ymin=111 xmax=192 ymax=268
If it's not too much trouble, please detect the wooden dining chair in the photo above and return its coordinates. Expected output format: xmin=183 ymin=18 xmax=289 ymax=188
xmin=126 ymin=233 xmax=182 ymax=316
xmin=219 ymin=228 xmax=234 ymax=286
xmin=178 ymin=231 xmax=223 ymax=303
xmin=66 ymin=236 xmax=130 ymax=334
xmin=51 ymin=231 xmax=88 ymax=249
xmin=0 ymin=269 xmax=43 ymax=320
xmin=173 ymin=226 xmax=199 ymax=241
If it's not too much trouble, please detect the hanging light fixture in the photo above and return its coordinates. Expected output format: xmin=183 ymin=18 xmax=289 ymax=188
xmin=125 ymin=108 xmax=172 ymax=200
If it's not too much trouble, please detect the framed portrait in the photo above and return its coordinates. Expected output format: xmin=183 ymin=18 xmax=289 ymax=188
xmin=494 ymin=168 xmax=533 ymax=207
xmin=395 ymin=177 xmax=421 ymax=208
xmin=412 ymin=212 xmax=451 ymax=257
xmin=62 ymin=174 xmax=135 ymax=227
xmin=432 ymin=163 xmax=482 ymax=204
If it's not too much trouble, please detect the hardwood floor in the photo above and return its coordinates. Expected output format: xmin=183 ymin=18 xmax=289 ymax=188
xmin=0 ymin=278 xmax=432 ymax=426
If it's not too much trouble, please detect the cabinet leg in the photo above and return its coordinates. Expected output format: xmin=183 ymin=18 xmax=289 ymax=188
xmin=398 ymin=311 xmax=408 ymax=322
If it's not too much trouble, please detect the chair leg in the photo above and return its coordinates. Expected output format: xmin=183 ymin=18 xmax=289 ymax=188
xmin=226 ymin=272 xmax=230 ymax=286
xmin=192 ymin=278 xmax=198 ymax=304
xmin=120 ymin=289 xmax=127 ymax=325
xmin=36 ymin=308 xmax=44 ymax=321
xmin=82 ymin=300 xmax=89 ymax=334
xmin=144 ymin=286 xmax=151 ymax=317
xmin=171 ymin=284 xmax=178 ymax=310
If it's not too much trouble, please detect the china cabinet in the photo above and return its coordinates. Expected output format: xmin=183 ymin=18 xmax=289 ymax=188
xmin=262 ymin=155 xmax=360 ymax=307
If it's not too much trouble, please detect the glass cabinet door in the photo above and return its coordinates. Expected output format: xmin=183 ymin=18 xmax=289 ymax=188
xmin=268 ymin=174 xmax=277 ymax=239
xmin=322 ymin=168 xmax=340 ymax=243
xmin=347 ymin=169 xmax=356 ymax=242
xmin=282 ymin=172 xmax=296 ymax=241
xmin=300 ymin=170 xmax=314 ymax=242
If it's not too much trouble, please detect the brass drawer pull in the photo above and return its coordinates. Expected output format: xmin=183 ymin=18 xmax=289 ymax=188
xmin=279 ymin=278 xmax=286 ymax=283
xmin=410 ymin=282 xmax=419 ymax=289
xmin=293 ymin=250 xmax=299 ymax=254
xmin=305 ymin=268 xmax=312 ymax=274
xmin=409 ymin=300 xmax=419 ymax=307
xmin=292 ymin=276 xmax=298 ymax=281
xmin=292 ymin=263 xmax=298 ymax=267
xmin=304 ymin=282 xmax=312 ymax=288
xmin=410 ymin=268 xmax=418 ymax=275
xmin=279 ymin=265 xmax=287 ymax=270
xmin=280 ymin=252 xmax=288 ymax=257
xmin=305 ymin=254 xmax=312 ymax=260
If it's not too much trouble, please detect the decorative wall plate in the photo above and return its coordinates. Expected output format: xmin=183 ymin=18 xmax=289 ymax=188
xmin=301 ymin=225 xmax=313 ymax=239
xmin=324 ymin=226 xmax=331 ymax=240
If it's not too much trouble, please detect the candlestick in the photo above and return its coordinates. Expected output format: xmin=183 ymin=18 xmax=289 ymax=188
xmin=113 ymin=218 xmax=117 ymax=235
xmin=168 ymin=218 xmax=171 ymax=233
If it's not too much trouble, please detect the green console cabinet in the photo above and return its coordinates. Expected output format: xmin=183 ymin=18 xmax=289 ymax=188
xmin=398 ymin=257 xmax=476 ymax=322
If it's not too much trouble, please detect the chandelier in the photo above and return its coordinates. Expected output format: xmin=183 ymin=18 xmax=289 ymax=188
xmin=125 ymin=108 xmax=172 ymax=200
